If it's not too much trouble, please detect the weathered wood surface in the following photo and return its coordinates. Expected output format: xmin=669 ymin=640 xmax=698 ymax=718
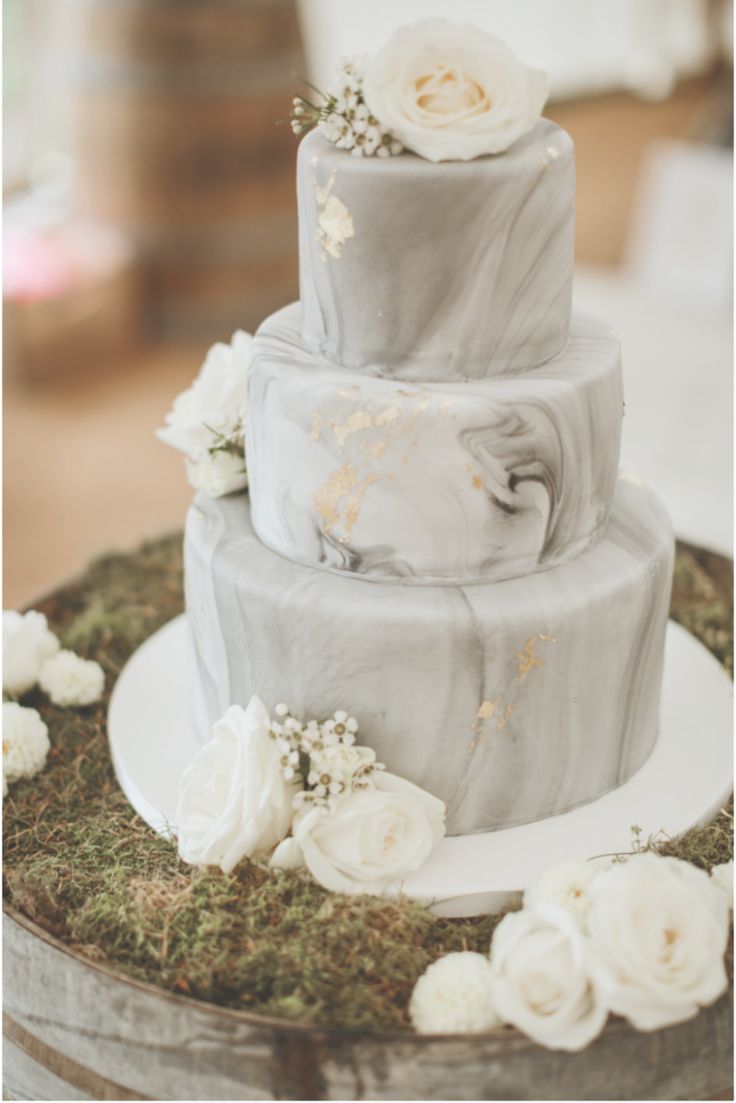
xmin=3 ymin=907 xmax=732 ymax=1101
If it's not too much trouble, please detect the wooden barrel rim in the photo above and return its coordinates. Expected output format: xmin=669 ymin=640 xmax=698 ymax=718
xmin=3 ymin=902 xmax=730 ymax=1050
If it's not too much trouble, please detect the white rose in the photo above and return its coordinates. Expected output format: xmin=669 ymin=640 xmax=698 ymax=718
xmin=176 ymin=696 xmax=297 ymax=874
xmin=157 ymin=330 xmax=252 ymax=459
xmin=186 ymin=449 xmax=248 ymax=499
xmin=38 ymin=650 xmax=105 ymax=707
xmin=3 ymin=702 xmax=50 ymax=785
xmin=3 ymin=610 xmax=59 ymax=696
xmin=410 ymin=951 xmax=501 ymax=1034
xmin=588 ymin=853 xmax=730 ymax=1031
xmin=489 ymin=904 xmax=607 ymax=1051
xmin=711 ymin=861 xmax=733 ymax=906
xmin=523 ymin=860 xmax=600 ymax=930
xmin=363 ymin=20 xmax=548 ymax=163
xmin=275 ymin=771 xmax=445 ymax=895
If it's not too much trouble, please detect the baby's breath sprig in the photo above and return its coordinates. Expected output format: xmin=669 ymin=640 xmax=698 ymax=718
xmin=286 ymin=59 xmax=402 ymax=159
xmin=269 ymin=703 xmax=385 ymax=809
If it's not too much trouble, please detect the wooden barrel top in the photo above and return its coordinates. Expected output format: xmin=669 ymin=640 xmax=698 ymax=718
xmin=3 ymin=905 xmax=733 ymax=1101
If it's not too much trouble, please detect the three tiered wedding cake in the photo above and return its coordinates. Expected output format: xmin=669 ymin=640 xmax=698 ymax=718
xmin=181 ymin=23 xmax=674 ymax=839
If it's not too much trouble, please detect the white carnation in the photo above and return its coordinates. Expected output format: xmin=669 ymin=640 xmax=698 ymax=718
xmin=3 ymin=702 xmax=50 ymax=785
xmin=588 ymin=853 xmax=730 ymax=1031
xmin=3 ymin=610 xmax=59 ymax=696
xmin=489 ymin=904 xmax=607 ymax=1051
xmin=710 ymin=861 xmax=733 ymax=906
xmin=39 ymin=650 xmax=105 ymax=707
xmin=410 ymin=952 xmax=500 ymax=1034
xmin=523 ymin=860 xmax=600 ymax=929
xmin=176 ymin=697 xmax=298 ymax=874
xmin=364 ymin=20 xmax=548 ymax=163
xmin=186 ymin=449 xmax=248 ymax=498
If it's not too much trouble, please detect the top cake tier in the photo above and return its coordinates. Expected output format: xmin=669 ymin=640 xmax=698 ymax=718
xmin=298 ymin=118 xmax=574 ymax=381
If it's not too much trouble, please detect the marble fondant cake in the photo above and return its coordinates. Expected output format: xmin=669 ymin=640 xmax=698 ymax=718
xmin=299 ymin=120 xmax=574 ymax=379
xmin=185 ymin=478 xmax=673 ymax=835
xmin=247 ymin=303 xmax=623 ymax=584
xmin=182 ymin=57 xmax=675 ymax=838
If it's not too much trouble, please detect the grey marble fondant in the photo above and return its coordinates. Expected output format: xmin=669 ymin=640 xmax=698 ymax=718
xmin=298 ymin=121 xmax=574 ymax=380
xmin=247 ymin=303 xmax=622 ymax=584
xmin=184 ymin=478 xmax=674 ymax=836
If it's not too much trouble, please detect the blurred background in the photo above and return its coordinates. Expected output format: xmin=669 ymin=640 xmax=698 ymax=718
xmin=4 ymin=0 xmax=733 ymax=607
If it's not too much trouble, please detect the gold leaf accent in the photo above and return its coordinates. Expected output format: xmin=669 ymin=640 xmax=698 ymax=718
xmin=333 ymin=409 xmax=373 ymax=448
xmin=374 ymin=406 xmax=400 ymax=427
xmin=314 ymin=464 xmax=356 ymax=533
xmin=313 ymin=464 xmax=378 ymax=539
xmin=496 ymin=704 xmax=515 ymax=731
xmin=477 ymin=699 xmax=496 ymax=719
xmin=309 ymin=412 xmax=323 ymax=441
xmin=516 ymin=634 xmax=556 ymax=680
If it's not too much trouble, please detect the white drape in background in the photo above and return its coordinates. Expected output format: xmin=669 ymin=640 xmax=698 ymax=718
xmin=297 ymin=0 xmax=720 ymax=101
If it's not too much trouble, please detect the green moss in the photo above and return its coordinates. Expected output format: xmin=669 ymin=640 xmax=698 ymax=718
xmin=3 ymin=537 xmax=733 ymax=1031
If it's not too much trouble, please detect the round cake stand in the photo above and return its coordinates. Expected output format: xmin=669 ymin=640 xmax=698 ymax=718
xmin=108 ymin=617 xmax=733 ymax=918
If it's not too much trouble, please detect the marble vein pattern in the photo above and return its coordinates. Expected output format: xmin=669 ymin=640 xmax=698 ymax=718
xmin=247 ymin=303 xmax=623 ymax=584
xmin=298 ymin=119 xmax=575 ymax=379
xmin=184 ymin=478 xmax=674 ymax=836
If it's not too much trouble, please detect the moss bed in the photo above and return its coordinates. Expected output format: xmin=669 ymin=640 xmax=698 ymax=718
xmin=3 ymin=535 xmax=733 ymax=1031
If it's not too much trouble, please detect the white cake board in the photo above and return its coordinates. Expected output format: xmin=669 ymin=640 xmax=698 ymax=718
xmin=108 ymin=617 xmax=732 ymax=917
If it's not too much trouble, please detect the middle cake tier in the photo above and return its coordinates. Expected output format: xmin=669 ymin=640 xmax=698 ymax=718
xmin=247 ymin=302 xmax=623 ymax=585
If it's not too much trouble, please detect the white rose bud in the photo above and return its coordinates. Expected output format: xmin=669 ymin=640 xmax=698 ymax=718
xmin=364 ymin=20 xmax=548 ymax=163
xmin=289 ymin=771 xmax=445 ymax=895
xmin=410 ymin=952 xmax=501 ymax=1034
xmin=489 ymin=904 xmax=607 ymax=1051
xmin=588 ymin=853 xmax=730 ymax=1031
xmin=3 ymin=610 xmax=59 ymax=696
xmin=176 ymin=697 xmax=298 ymax=874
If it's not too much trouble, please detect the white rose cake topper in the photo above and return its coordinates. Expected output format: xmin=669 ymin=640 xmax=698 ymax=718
xmin=289 ymin=20 xmax=548 ymax=163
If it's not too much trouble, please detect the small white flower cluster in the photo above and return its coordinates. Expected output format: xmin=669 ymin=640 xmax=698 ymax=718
xmin=267 ymin=703 xmax=381 ymax=804
xmin=3 ymin=609 xmax=106 ymax=795
xmin=410 ymin=852 xmax=731 ymax=1050
xmin=157 ymin=331 xmax=252 ymax=498
xmin=290 ymin=59 xmax=402 ymax=159
xmin=176 ymin=695 xmax=446 ymax=894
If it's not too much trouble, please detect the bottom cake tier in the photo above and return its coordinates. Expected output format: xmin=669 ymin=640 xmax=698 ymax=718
xmin=184 ymin=476 xmax=674 ymax=836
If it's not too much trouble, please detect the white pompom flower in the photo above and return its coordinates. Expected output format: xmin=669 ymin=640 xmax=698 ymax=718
xmin=588 ymin=853 xmax=730 ymax=1031
xmin=3 ymin=702 xmax=50 ymax=786
xmin=523 ymin=860 xmax=600 ymax=930
xmin=3 ymin=610 xmax=60 ymax=696
xmin=409 ymin=952 xmax=500 ymax=1034
xmin=38 ymin=650 xmax=105 ymax=708
xmin=710 ymin=861 xmax=733 ymax=906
